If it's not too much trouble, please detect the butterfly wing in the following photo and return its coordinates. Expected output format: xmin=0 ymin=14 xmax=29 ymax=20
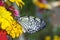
xmin=17 ymin=16 xmax=46 ymax=33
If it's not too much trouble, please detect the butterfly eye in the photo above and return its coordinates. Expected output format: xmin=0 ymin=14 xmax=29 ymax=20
xmin=17 ymin=16 xmax=46 ymax=34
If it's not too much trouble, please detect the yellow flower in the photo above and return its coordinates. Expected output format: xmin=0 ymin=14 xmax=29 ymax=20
xmin=9 ymin=0 xmax=25 ymax=8
xmin=0 ymin=6 xmax=23 ymax=38
xmin=6 ymin=21 xmax=23 ymax=38
xmin=53 ymin=35 xmax=59 ymax=40
xmin=45 ymin=36 xmax=51 ymax=40
xmin=0 ymin=6 xmax=13 ymax=29
xmin=32 ymin=0 xmax=51 ymax=9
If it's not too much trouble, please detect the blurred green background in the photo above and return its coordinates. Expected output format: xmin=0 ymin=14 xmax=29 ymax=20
xmin=13 ymin=0 xmax=60 ymax=40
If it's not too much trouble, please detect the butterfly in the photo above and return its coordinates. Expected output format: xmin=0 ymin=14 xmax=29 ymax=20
xmin=17 ymin=16 xmax=46 ymax=33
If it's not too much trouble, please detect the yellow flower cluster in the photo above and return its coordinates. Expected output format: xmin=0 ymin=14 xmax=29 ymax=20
xmin=0 ymin=6 xmax=13 ymax=29
xmin=6 ymin=21 xmax=23 ymax=38
xmin=0 ymin=6 xmax=23 ymax=38
xmin=9 ymin=0 xmax=25 ymax=8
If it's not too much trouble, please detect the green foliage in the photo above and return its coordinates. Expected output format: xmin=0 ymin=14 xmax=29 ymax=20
xmin=20 ymin=0 xmax=36 ymax=16
xmin=19 ymin=0 xmax=60 ymax=40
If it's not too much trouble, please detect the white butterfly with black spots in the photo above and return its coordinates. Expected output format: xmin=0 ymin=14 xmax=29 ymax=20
xmin=17 ymin=16 xmax=46 ymax=34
